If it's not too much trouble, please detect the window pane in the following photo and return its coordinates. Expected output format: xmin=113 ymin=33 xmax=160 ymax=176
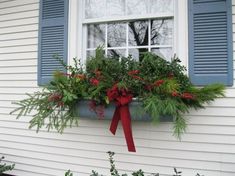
xmin=108 ymin=23 xmax=126 ymax=47
xmin=87 ymin=50 xmax=96 ymax=58
xmin=129 ymin=20 xmax=149 ymax=47
xmin=127 ymin=0 xmax=148 ymax=15
xmin=151 ymin=48 xmax=172 ymax=61
xmin=150 ymin=0 xmax=173 ymax=14
xmin=151 ymin=19 xmax=173 ymax=45
xmin=128 ymin=48 xmax=148 ymax=61
xmin=87 ymin=24 xmax=105 ymax=48
xmin=107 ymin=49 xmax=126 ymax=58
xmin=85 ymin=0 xmax=106 ymax=19
xmin=107 ymin=0 xmax=125 ymax=16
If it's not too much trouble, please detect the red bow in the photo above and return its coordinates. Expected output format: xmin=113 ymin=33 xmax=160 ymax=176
xmin=107 ymin=85 xmax=136 ymax=152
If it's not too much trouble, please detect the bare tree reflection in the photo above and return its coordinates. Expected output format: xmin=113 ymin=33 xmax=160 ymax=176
xmin=87 ymin=19 xmax=172 ymax=61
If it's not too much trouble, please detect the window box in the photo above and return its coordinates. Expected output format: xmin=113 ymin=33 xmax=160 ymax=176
xmin=76 ymin=100 xmax=173 ymax=122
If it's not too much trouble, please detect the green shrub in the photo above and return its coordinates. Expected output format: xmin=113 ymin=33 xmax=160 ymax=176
xmin=65 ymin=152 xmax=204 ymax=176
xmin=0 ymin=156 xmax=14 ymax=174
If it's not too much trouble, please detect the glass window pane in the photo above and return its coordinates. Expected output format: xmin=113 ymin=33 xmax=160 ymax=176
xmin=107 ymin=49 xmax=126 ymax=58
xmin=129 ymin=20 xmax=149 ymax=47
xmin=128 ymin=48 xmax=148 ymax=61
xmin=107 ymin=0 xmax=125 ymax=16
xmin=151 ymin=19 xmax=173 ymax=45
xmin=151 ymin=48 xmax=172 ymax=61
xmin=108 ymin=23 xmax=126 ymax=47
xmin=87 ymin=50 xmax=96 ymax=58
xmin=87 ymin=24 xmax=105 ymax=48
xmin=127 ymin=0 xmax=148 ymax=15
xmin=150 ymin=0 xmax=173 ymax=14
xmin=85 ymin=0 xmax=106 ymax=19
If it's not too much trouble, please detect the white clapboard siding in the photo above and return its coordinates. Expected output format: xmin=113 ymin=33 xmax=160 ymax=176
xmin=0 ymin=52 xmax=38 ymax=61
xmin=0 ymin=17 xmax=38 ymax=28
xmin=0 ymin=38 xmax=38 ymax=48
xmin=0 ymin=0 xmax=235 ymax=176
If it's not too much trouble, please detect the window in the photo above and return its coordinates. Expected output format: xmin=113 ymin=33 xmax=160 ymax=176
xmin=81 ymin=0 xmax=174 ymax=61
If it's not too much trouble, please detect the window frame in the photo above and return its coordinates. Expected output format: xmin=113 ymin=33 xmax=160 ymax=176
xmin=68 ymin=0 xmax=188 ymax=69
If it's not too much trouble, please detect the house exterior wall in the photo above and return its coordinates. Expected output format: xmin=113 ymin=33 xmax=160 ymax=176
xmin=0 ymin=0 xmax=235 ymax=176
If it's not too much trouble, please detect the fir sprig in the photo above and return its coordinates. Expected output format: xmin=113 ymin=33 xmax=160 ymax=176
xmin=10 ymin=47 xmax=225 ymax=139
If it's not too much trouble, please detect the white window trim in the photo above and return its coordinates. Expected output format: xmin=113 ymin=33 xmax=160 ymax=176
xmin=68 ymin=0 xmax=188 ymax=69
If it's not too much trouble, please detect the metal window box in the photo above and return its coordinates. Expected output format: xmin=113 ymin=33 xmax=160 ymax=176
xmin=75 ymin=100 xmax=172 ymax=122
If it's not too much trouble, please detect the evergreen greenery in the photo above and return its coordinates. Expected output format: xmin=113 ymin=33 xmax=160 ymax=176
xmin=0 ymin=156 xmax=14 ymax=174
xmin=11 ymin=47 xmax=225 ymax=138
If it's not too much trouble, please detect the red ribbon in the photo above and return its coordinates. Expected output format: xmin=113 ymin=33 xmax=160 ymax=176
xmin=107 ymin=85 xmax=136 ymax=152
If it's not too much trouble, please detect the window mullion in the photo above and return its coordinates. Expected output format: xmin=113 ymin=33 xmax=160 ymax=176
xmin=148 ymin=19 xmax=151 ymax=52
xmin=126 ymin=22 xmax=129 ymax=57
xmin=105 ymin=23 xmax=108 ymax=55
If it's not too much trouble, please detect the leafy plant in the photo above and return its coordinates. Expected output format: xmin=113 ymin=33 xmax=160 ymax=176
xmin=11 ymin=47 xmax=225 ymax=138
xmin=0 ymin=156 xmax=15 ymax=174
xmin=65 ymin=170 xmax=73 ymax=176
xmin=10 ymin=57 xmax=87 ymax=133
xmin=65 ymin=152 xmax=204 ymax=176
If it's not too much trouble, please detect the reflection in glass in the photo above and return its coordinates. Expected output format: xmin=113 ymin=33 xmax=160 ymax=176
xmin=151 ymin=48 xmax=172 ymax=61
xmin=107 ymin=0 xmax=125 ymax=16
xmin=108 ymin=23 xmax=126 ymax=47
xmin=128 ymin=48 xmax=148 ymax=61
xmin=87 ymin=24 xmax=105 ymax=48
xmin=151 ymin=19 xmax=173 ymax=45
xmin=107 ymin=49 xmax=126 ymax=58
xmin=87 ymin=50 xmax=96 ymax=58
xmin=85 ymin=0 xmax=106 ymax=19
xmin=150 ymin=0 xmax=173 ymax=14
xmin=127 ymin=0 xmax=148 ymax=15
xmin=129 ymin=20 xmax=148 ymax=46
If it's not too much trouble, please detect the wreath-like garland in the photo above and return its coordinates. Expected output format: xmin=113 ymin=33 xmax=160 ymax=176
xmin=11 ymin=48 xmax=225 ymax=152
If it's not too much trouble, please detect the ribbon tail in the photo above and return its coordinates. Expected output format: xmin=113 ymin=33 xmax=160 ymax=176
xmin=109 ymin=106 xmax=120 ymax=135
xmin=120 ymin=105 xmax=136 ymax=152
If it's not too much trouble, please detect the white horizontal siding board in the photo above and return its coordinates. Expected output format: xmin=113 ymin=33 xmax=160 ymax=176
xmin=0 ymin=128 xmax=234 ymax=164
xmin=0 ymin=138 xmax=226 ymax=164
xmin=225 ymin=87 xmax=235 ymax=97
xmin=203 ymin=98 xmax=235 ymax=107
xmin=0 ymin=45 xmax=37 ymax=53
xmin=0 ymin=38 xmax=38 ymax=48
xmin=0 ymin=87 xmax=39 ymax=93
xmin=0 ymin=0 xmax=39 ymax=9
xmin=188 ymin=107 xmax=235 ymax=116
xmin=1 ymin=118 xmax=235 ymax=145
xmin=0 ymin=31 xmax=38 ymax=41
xmin=0 ymin=66 xmax=36 ymax=74
xmin=1 ymin=125 xmax=235 ymax=154
xmin=0 ymin=80 xmax=37 ymax=87
xmin=0 ymin=52 xmax=37 ymax=60
xmin=3 ymin=169 xmax=51 ymax=176
xmin=0 ymin=73 xmax=36 ymax=80
xmin=0 ymin=145 xmax=229 ymax=176
xmin=0 ymin=24 xmax=38 ymax=34
xmin=0 ymin=100 xmax=17 ymax=108
xmin=0 ymin=59 xmax=37 ymax=66
xmin=0 ymin=3 xmax=39 ymax=15
xmin=0 ymin=10 xmax=39 ymax=22
xmin=0 ymin=146 xmax=227 ymax=173
xmin=0 ymin=17 xmax=38 ymax=28
xmin=187 ymin=116 xmax=235 ymax=126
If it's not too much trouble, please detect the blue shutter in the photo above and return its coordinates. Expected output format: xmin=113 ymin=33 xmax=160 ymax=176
xmin=38 ymin=0 xmax=69 ymax=85
xmin=188 ymin=0 xmax=233 ymax=86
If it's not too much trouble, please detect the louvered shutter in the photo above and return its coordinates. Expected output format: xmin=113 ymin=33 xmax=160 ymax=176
xmin=188 ymin=0 xmax=233 ymax=86
xmin=38 ymin=0 xmax=69 ymax=85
